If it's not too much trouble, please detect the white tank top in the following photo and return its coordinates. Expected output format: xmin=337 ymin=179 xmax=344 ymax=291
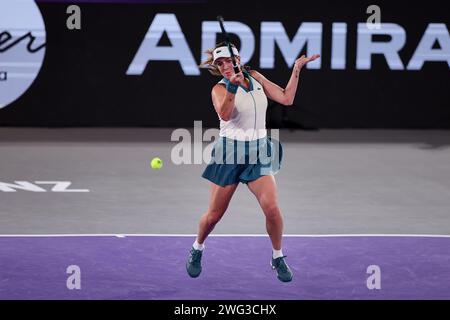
xmin=217 ymin=72 xmax=267 ymax=141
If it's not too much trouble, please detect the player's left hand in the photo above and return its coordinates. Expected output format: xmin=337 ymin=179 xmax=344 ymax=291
xmin=294 ymin=54 xmax=321 ymax=70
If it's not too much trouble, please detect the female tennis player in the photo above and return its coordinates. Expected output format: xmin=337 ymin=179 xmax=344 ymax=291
xmin=186 ymin=42 xmax=320 ymax=282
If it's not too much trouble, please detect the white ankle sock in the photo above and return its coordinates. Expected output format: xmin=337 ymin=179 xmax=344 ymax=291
xmin=272 ymin=248 xmax=284 ymax=259
xmin=193 ymin=240 xmax=205 ymax=251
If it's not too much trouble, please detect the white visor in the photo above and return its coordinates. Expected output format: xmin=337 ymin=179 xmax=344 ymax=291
xmin=212 ymin=45 xmax=240 ymax=64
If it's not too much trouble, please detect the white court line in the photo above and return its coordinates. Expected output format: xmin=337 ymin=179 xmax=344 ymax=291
xmin=0 ymin=233 xmax=449 ymax=238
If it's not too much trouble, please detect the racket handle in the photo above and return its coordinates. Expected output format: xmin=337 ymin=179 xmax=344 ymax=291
xmin=233 ymin=65 xmax=240 ymax=74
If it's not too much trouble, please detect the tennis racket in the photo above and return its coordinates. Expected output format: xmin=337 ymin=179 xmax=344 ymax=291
xmin=217 ymin=15 xmax=240 ymax=74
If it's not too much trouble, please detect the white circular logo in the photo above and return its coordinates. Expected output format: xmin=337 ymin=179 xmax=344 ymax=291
xmin=0 ymin=0 xmax=46 ymax=109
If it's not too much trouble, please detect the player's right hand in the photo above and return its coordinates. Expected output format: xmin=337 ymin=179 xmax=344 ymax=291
xmin=229 ymin=72 xmax=244 ymax=86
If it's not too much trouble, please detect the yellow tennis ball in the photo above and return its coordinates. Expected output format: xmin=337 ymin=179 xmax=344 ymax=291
xmin=151 ymin=157 xmax=163 ymax=169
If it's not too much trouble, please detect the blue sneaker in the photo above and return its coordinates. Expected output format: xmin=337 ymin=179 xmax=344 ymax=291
xmin=186 ymin=247 xmax=203 ymax=278
xmin=271 ymin=256 xmax=293 ymax=282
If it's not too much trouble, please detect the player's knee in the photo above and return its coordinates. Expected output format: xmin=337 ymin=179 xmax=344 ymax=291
xmin=207 ymin=209 xmax=225 ymax=225
xmin=261 ymin=200 xmax=280 ymax=220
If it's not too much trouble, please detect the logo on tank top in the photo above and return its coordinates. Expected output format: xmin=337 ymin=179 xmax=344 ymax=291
xmin=0 ymin=0 xmax=46 ymax=110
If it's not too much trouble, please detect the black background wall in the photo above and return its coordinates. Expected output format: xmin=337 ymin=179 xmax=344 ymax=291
xmin=0 ymin=0 xmax=449 ymax=128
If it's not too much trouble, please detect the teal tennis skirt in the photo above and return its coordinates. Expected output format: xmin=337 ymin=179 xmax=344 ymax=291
xmin=202 ymin=136 xmax=283 ymax=187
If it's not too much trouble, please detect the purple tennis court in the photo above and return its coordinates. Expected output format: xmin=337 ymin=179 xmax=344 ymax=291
xmin=2 ymin=128 xmax=450 ymax=300
xmin=1 ymin=235 xmax=449 ymax=300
